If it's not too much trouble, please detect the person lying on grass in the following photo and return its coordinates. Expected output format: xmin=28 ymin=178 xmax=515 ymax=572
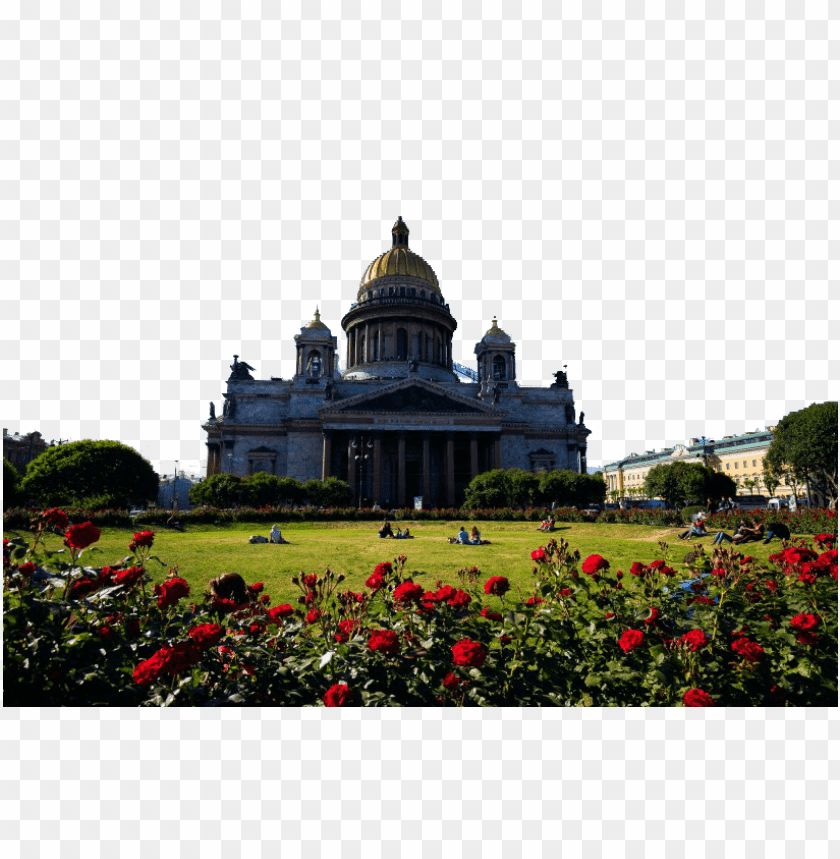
xmin=677 ymin=518 xmax=708 ymax=540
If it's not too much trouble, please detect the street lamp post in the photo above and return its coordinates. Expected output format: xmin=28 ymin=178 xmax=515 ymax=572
xmin=351 ymin=436 xmax=374 ymax=508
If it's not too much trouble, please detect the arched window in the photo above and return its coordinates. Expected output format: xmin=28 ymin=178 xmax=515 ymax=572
xmin=396 ymin=328 xmax=407 ymax=360
xmin=308 ymin=350 xmax=322 ymax=375
xmin=493 ymin=355 xmax=507 ymax=380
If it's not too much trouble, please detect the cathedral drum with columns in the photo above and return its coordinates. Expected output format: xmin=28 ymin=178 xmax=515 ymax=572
xmin=202 ymin=218 xmax=590 ymax=508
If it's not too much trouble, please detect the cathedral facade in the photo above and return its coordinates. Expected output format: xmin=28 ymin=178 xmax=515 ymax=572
xmin=202 ymin=218 xmax=590 ymax=508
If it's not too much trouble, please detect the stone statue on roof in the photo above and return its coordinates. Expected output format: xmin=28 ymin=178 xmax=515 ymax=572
xmin=228 ymin=354 xmax=255 ymax=381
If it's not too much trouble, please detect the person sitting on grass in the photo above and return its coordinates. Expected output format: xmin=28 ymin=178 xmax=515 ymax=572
xmin=378 ymin=521 xmax=394 ymax=539
xmin=678 ymin=518 xmax=708 ymax=540
xmin=456 ymin=525 xmax=471 ymax=544
xmin=732 ymin=520 xmax=764 ymax=545
xmin=762 ymin=521 xmax=791 ymax=544
xmin=470 ymin=525 xmax=483 ymax=545
xmin=269 ymin=524 xmax=288 ymax=544
xmin=712 ymin=519 xmax=747 ymax=544
xmin=538 ymin=516 xmax=556 ymax=532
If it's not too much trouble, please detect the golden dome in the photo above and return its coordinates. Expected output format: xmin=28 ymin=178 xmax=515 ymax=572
xmin=358 ymin=217 xmax=440 ymax=297
xmin=481 ymin=317 xmax=511 ymax=343
xmin=302 ymin=307 xmax=333 ymax=339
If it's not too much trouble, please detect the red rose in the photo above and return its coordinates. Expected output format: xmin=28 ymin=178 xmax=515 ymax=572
xmin=393 ymin=582 xmax=424 ymax=605
xmin=69 ymin=579 xmax=97 ymax=600
xmin=581 ymin=554 xmax=609 ymax=575
xmin=113 ymin=566 xmax=145 ymax=587
xmin=650 ymin=560 xmax=665 ymax=570
xmin=212 ymin=597 xmax=237 ymax=614
xmin=659 ymin=566 xmax=676 ymax=577
xmin=451 ymin=638 xmax=488 ymax=668
xmin=435 ymin=584 xmax=456 ymax=602
xmin=267 ymin=605 xmax=295 ymax=624
xmin=323 ymin=684 xmax=354 ymax=707
xmin=790 ymin=613 xmax=819 ymax=632
xmin=481 ymin=606 xmax=502 ymax=621
xmin=41 ymin=508 xmax=70 ymax=531
xmin=798 ymin=570 xmax=817 ymax=585
xmin=618 ymin=629 xmax=645 ymax=653
xmin=154 ymin=577 xmax=190 ymax=608
xmin=160 ymin=640 xmax=201 ymax=675
xmin=644 ymin=607 xmax=660 ymax=626
xmin=615 ymin=571 xmax=623 ymax=579
xmin=710 ymin=568 xmax=727 ymax=579
xmin=365 ymin=574 xmax=384 ymax=591
xmin=531 ymin=548 xmax=547 ymax=562
xmin=260 ymin=594 xmax=271 ymax=604
xmin=765 ymin=579 xmax=779 ymax=592
xmin=795 ymin=631 xmax=820 ymax=647
xmin=129 ymin=530 xmax=155 ymax=551
xmin=248 ymin=582 xmax=264 ymax=594
xmin=559 ymin=588 xmax=572 ymax=597
xmin=18 ymin=562 xmax=36 ymax=576
xmin=374 ymin=562 xmax=393 ymax=577
xmin=814 ymin=533 xmax=835 ymax=548
xmin=784 ymin=547 xmax=817 ymax=565
xmin=63 ymin=521 xmax=101 ymax=550
xmin=681 ymin=629 xmax=709 ymax=651
xmin=683 ymin=689 xmax=715 ymax=707
xmin=689 ymin=596 xmax=715 ymax=606
xmin=605 ymin=612 xmax=614 ymax=619
xmin=499 ymin=634 xmax=512 ymax=645
xmin=368 ymin=629 xmax=400 ymax=656
xmin=305 ymin=609 xmax=322 ymax=625
xmin=526 ymin=595 xmax=544 ymax=605
xmin=629 ymin=562 xmax=646 ymax=576
xmin=816 ymin=549 xmax=837 ymax=567
xmin=188 ymin=623 xmax=225 ymax=649
xmin=442 ymin=673 xmax=463 ymax=690
xmin=484 ymin=576 xmax=510 ymax=596
xmin=334 ymin=619 xmax=358 ymax=643
xmin=302 ymin=574 xmax=318 ymax=587
xmin=133 ymin=650 xmax=168 ymax=686
xmin=731 ymin=638 xmax=764 ymax=663
xmin=447 ymin=589 xmax=471 ymax=609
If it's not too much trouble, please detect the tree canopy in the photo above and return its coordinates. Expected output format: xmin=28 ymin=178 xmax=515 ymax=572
xmin=463 ymin=468 xmax=605 ymax=510
xmin=644 ymin=461 xmax=736 ymax=509
xmin=20 ymin=440 xmax=159 ymax=508
xmin=4 ymin=457 xmax=22 ymax=509
xmin=765 ymin=402 xmax=838 ymax=505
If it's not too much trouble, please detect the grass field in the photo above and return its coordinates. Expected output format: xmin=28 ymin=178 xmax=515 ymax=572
xmin=9 ymin=519 xmax=806 ymax=606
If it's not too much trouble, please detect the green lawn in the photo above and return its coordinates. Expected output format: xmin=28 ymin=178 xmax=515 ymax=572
xmin=10 ymin=519 xmax=802 ymax=606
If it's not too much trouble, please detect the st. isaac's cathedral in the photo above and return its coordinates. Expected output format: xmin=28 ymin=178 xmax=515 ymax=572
xmin=202 ymin=218 xmax=590 ymax=508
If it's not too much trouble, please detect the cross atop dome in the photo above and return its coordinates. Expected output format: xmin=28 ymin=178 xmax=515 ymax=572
xmin=391 ymin=216 xmax=410 ymax=247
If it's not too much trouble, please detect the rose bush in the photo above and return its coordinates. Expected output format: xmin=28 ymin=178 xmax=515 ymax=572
xmin=3 ymin=512 xmax=837 ymax=707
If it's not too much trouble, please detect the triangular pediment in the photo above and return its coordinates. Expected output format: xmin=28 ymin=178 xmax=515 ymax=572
xmin=321 ymin=378 xmax=500 ymax=416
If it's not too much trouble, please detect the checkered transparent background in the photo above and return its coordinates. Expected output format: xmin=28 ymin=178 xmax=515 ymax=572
xmin=0 ymin=2 xmax=837 ymax=476
xmin=1 ymin=707 xmax=838 ymax=858
xmin=1 ymin=3 xmax=838 ymax=851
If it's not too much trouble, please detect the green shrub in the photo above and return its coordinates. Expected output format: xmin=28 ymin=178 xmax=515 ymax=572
xmin=21 ymin=440 xmax=159 ymax=508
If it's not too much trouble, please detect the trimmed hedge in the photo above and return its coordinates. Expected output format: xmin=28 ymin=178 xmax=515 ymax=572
xmin=4 ymin=504 xmax=837 ymax=532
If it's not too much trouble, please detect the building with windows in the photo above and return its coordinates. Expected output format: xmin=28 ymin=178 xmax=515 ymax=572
xmin=202 ymin=218 xmax=590 ymax=508
xmin=3 ymin=429 xmax=56 ymax=472
xmin=603 ymin=428 xmax=802 ymax=502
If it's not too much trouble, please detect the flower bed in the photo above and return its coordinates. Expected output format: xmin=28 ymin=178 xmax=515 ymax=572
xmin=4 ymin=511 xmax=836 ymax=707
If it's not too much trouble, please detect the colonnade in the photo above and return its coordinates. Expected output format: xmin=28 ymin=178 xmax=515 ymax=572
xmin=322 ymin=430 xmax=501 ymax=508
xmin=346 ymin=321 xmax=453 ymax=370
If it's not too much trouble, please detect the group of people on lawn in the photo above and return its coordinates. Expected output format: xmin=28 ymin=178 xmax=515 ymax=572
xmin=677 ymin=497 xmax=791 ymax=545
